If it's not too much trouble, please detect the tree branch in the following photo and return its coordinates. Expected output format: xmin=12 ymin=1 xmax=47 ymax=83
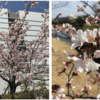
xmin=82 ymin=11 xmax=90 ymax=16
xmin=32 ymin=78 xmax=49 ymax=81
xmin=81 ymin=1 xmax=97 ymax=16
xmin=66 ymin=94 xmax=96 ymax=99
xmin=0 ymin=75 xmax=10 ymax=83
xmin=16 ymin=82 xmax=21 ymax=87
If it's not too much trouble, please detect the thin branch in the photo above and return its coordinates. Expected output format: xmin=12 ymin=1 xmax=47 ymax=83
xmin=81 ymin=1 xmax=97 ymax=16
xmin=32 ymin=78 xmax=49 ymax=81
xmin=66 ymin=94 xmax=96 ymax=99
xmin=71 ymin=89 xmax=75 ymax=95
xmin=64 ymin=72 xmax=68 ymax=76
xmin=16 ymin=82 xmax=21 ymax=87
xmin=34 ymin=71 xmax=48 ymax=75
xmin=69 ymin=63 xmax=74 ymax=78
xmin=90 ymin=73 xmax=95 ymax=79
xmin=82 ymin=11 xmax=90 ymax=16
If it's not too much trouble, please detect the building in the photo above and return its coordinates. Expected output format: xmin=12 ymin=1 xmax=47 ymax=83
xmin=0 ymin=8 xmax=49 ymax=94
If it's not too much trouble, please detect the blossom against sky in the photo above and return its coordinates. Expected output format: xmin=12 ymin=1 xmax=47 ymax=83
xmin=52 ymin=1 xmax=97 ymax=19
xmin=0 ymin=1 xmax=49 ymax=13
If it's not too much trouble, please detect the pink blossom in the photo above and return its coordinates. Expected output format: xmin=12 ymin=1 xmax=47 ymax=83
xmin=59 ymin=93 xmax=66 ymax=99
xmin=41 ymin=14 xmax=44 ymax=18
xmin=17 ymin=72 xmax=23 ymax=76
xmin=98 ymin=8 xmax=100 ymax=11
xmin=77 ymin=6 xmax=84 ymax=12
xmin=25 ymin=3 xmax=28 ymax=7
xmin=64 ymin=67 xmax=67 ymax=69
xmin=26 ymin=73 xmax=33 ymax=79
xmin=94 ymin=50 xmax=100 ymax=58
xmin=85 ymin=29 xmax=97 ymax=43
xmin=35 ymin=2 xmax=39 ymax=7
xmin=4 ymin=2 xmax=7 ymax=5
xmin=31 ymin=4 xmax=34 ymax=8
xmin=76 ymin=93 xmax=79 ymax=97
xmin=93 ymin=42 xmax=97 ymax=46
xmin=44 ymin=9 xmax=48 ymax=14
xmin=81 ymin=84 xmax=92 ymax=92
xmin=0 ymin=43 xmax=3 ymax=46
xmin=70 ymin=14 xmax=74 ymax=18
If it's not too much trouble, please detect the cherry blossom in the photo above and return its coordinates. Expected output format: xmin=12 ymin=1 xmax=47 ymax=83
xmin=70 ymin=14 xmax=74 ymax=18
xmin=66 ymin=78 xmax=74 ymax=89
xmin=81 ymin=84 xmax=92 ymax=94
xmin=94 ymin=50 xmax=100 ymax=58
xmin=71 ymin=29 xmax=85 ymax=49
xmin=85 ymin=15 xmax=99 ymax=26
xmin=52 ymin=85 xmax=66 ymax=99
xmin=63 ymin=51 xmax=79 ymax=61
xmin=64 ymin=51 xmax=100 ymax=72
xmin=84 ymin=28 xmax=97 ymax=43
xmin=77 ymin=6 xmax=84 ymax=12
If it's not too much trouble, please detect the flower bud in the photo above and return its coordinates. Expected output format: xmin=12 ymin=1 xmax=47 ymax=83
xmin=60 ymin=94 xmax=66 ymax=98
xmin=84 ymin=84 xmax=88 ymax=88
xmin=93 ymin=42 xmax=97 ymax=46
xmin=64 ymin=67 xmax=67 ymax=70
xmin=95 ymin=36 xmax=99 ymax=41
xmin=98 ymin=8 xmax=100 ymax=12
xmin=76 ymin=93 xmax=79 ymax=97
xmin=98 ymin=1 xmax=100 ymax=4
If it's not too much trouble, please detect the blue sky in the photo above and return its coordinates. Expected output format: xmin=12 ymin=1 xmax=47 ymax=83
xmin=52 ymin=1 xmax=97 ymax=18
xmin=0 ymin=1 xmax=49 ymax=13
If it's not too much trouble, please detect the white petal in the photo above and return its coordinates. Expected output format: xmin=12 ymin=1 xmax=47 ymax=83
xmin=63 ymin=51 xmax=72 ymax=56
xmin=93 ymin=28 xmax=97 ymax=37
xmin=71 ymin=42 xmax=81 ymax=49
xmin=72 ymin=86 xmax=75 ymax=90
xmin=88 ymin=86 xmax=92 ymax=90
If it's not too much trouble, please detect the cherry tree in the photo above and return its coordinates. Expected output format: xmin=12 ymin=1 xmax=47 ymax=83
xmin=0 ymin=1 xmax=49 ymax=99
xmin=52 ymin=1 xmax=100 ymax=99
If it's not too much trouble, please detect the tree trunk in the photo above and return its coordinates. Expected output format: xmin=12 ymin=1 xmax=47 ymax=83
xmin=9 ymin=82 xmax=16 ymax=99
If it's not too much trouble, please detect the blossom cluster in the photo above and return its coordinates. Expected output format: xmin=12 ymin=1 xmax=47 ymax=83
xmin=86 ymin=15 xmax=100 ymax=26
xmin=63 ymin=27 xmax=100 ymax=73
xmin=52 ymin=84 xmax=66 ymax=99
xmin=52 ymin=23 xmax=76 ymax=39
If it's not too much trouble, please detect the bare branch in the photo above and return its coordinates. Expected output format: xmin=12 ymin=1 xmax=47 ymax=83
xmin=81 ymin=1 xmax=97 ymax=16
xmin=0 ymin=75 xmax=10 ymax=83
xmin=66 ymin=94 xmax=96 ymax=99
